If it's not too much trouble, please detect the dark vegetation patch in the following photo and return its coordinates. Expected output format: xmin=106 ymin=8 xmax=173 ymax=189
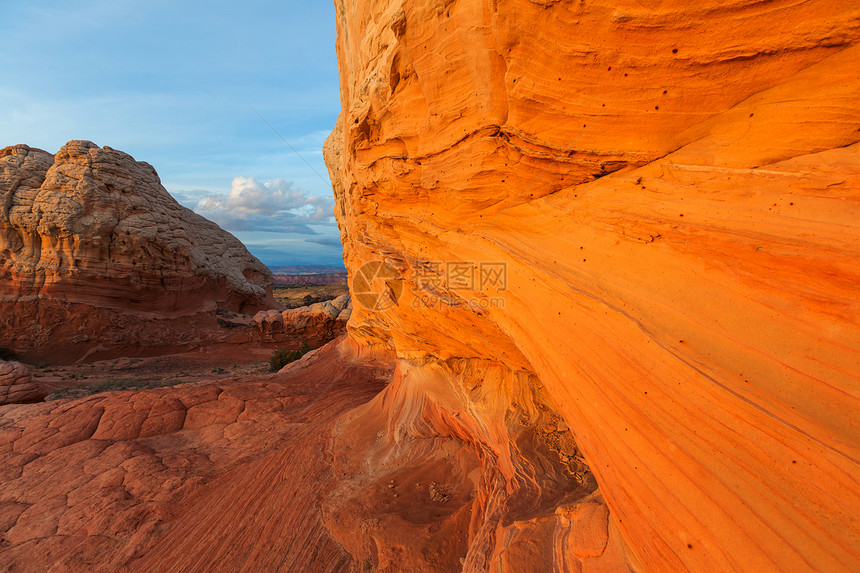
xmin=270 ymin=343 xmax=313 ymax=372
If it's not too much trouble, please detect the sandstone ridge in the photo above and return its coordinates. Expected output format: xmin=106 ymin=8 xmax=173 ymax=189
xmin=254 ymin=293 xmax=352 ymax=346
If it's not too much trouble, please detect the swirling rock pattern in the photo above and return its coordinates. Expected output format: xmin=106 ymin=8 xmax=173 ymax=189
xmin=323 ymin=0 xmax=860 ymax=571
xmin=0 ymin=141 xmax=278 ymax=363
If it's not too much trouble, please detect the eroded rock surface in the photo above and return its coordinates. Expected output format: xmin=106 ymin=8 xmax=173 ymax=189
xmin=0 ymin=338 xmax=392 ymax=572
xmin=254 ymin=294 xmax=352 ymax=345
xmin=0 ymin=141 xmax=279 ymax=363
xmin=0 ymin=361 xmax=45 ymax=405
xmin=322 ymin=0 xmax=860 ymax=571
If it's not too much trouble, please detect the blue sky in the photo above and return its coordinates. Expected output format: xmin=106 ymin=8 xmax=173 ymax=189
xmin=0 ymin=0 xmax=344 ymax=267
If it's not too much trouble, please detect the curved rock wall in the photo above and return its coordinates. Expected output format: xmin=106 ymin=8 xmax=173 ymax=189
xmin=325 ymin=0 xmax=860 ymax=570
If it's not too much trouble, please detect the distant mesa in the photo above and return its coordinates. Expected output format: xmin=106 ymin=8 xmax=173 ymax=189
xmin=0 ymin=140 xmax=281 ymax=363
xmin=268 ymin=265 xmax=348 ymax=287
xmin=271 ymin=271 xmax=347 ymax=286
xmin=269 ymin=264 xmax=346 ymax=275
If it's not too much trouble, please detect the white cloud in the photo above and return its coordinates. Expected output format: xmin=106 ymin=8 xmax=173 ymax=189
xmin=193 ymin=176 xmax=334 ymax=234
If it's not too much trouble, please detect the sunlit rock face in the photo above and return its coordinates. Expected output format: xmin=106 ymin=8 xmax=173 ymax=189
xmin=0 ymin=141 xmax=278 ymax=363
xmin=324 ymin=0 xmax=860 ymax=570
xmin=253 ymin=294 xmax=352 ymax=346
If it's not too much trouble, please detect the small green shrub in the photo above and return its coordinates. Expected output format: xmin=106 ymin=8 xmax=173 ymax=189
xmin=0 ymin=348 xmax=16 ymax=361
xmin=269 ymin=343 xmax=312 ymax=372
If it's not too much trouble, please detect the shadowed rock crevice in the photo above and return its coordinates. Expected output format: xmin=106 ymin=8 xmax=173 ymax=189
xmin=322 ymin=357 xmax=632 ymax=571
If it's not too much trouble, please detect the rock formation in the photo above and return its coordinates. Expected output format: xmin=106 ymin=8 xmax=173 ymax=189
xmin=0 ymin=141 xmax=279 ymax=363
xmin=321 ymin=0 xmax=860 ymax=571
xmin=0 ymin=360 xmax=45 ymax=405
xmin=253 ymin=294 xmax=352 ymax=346
xmin=0 ymin=339 xmax=393 ymax=572
xmin=0 ymin=1 xmax=858 ymax=572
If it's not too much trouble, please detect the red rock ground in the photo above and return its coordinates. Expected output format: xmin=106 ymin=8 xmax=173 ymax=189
xmin=0 ymin=337 xmax=392 ymax=572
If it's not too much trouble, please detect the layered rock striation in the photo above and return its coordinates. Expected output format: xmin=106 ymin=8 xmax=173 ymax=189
xmin=323 ymin=0 xmax=860 ymax=571
xmin=0 ymin=141 xmax=279 ymax=363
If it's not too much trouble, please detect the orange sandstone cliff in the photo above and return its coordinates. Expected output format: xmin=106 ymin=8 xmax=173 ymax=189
xmin=322 ymin=0 xmax=860 ymax=570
